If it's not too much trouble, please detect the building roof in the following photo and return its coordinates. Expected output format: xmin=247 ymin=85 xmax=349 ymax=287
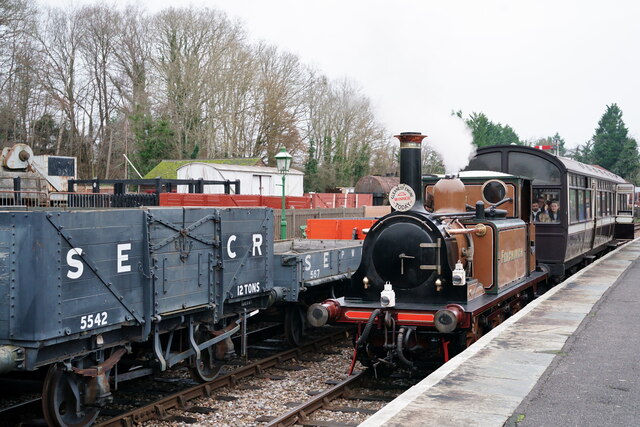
xmin=179 ymin=162 xmax=303 ymax=176
xmin=354 ymin=175 xmax=399 ymax=193
xmin=143 ymin=158 xmax=262 ymax=179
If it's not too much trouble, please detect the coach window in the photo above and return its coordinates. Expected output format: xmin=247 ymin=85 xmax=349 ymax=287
xmin=467 ymin=152 xmax=502 ymax=172
xmin=508 ymin=153 xmax=561 ymax=185
xmin=569 ymin=189 xmax=578 ymax=222
xmin=533 ymin=188 xmax=560 ymax=223
xmin=610 ymin=192 xmax=615 ymax=215
xmin=619 ymin=194 xmax=631 ymax=214
xmin=577 ymin=190 xmax=585 ymax=220
xmin=585 ymin=190 xmax=592 ymax=219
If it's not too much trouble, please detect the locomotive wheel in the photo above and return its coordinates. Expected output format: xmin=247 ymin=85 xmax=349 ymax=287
xmin=189 ymin=326 xmax=224 ymax=383
xmin=284 ymin=305 xmax=307 ymax=347
xmin=465 ymin=318 xmax=483 ymax=348
xmin=42 ymin=364 xmax=99 ymax=427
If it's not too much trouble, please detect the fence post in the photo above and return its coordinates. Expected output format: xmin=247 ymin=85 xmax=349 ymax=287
xmin=114 ymin=182 xmax=125 ymax=195
xmin=13 ymin=177 xmax=21 ymax=205
xmin=235 ymin=179 xmax=240 ymax=195
xmin=68 ymin=180 xmax=75 ymax=193
xmin=197 ymin=178 xmax=204 ymax=193
xmin=92 ymin=178 xmax=99 ymax=194
xmin=155 ymin=178 xmax=162 ymax=196
xmin=292 ymin=210 xmax=296 ymax=239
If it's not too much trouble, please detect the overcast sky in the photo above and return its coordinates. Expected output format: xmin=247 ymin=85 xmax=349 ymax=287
xmin=43 ymin=0 xmax=640 ymax=149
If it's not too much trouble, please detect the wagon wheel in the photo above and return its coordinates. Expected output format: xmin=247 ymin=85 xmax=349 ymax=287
xmin=42 ymin=364 xmax=99 ymax=427
xmin=284 ymin=305 xmax=307 ymax=347
xmin=189 ymin=326 xmax=225 ymax=383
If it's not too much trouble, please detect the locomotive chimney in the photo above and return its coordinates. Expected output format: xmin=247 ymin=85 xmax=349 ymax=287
xmin=394 ymin=132 xmax=427 ymax=212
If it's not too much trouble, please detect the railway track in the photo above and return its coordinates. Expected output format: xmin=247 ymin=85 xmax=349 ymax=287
xmin=97 ymin=328 xmax=349 ymax=427
xmin=0 ymin=321 xmax=310 ymax=426
xmin=264 ymin=369 xmax=368 ymax=427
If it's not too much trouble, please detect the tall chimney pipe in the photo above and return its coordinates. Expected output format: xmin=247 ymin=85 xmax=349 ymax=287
xmin=394 ymin=132 xmax=426 ymax=212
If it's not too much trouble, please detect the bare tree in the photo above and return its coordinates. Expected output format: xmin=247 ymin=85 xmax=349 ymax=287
xmin=1 ymin=3 xmax=390 ymax=186
xmin=35 ymin=7 xmax=88 ymax=171
xmin=0 ymin=0 xmax=39 ymax=145
xmin=78 ymin=5 xmax=120 ymax=178
xmin=152 ymin=7 xmax=240 ymax=159
xmin=252 ymin=43 xmax=308 ymax=165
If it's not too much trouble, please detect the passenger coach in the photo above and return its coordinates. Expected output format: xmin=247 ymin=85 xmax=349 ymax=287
xmin=466 ymin=145 xmax=633 ymax=277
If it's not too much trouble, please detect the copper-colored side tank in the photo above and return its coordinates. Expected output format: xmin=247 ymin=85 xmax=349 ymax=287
xmin=433 ymin=176 xmax=466 ymax=213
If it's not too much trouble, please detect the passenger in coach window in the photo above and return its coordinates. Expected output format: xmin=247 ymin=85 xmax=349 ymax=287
xmin=531 ymin=201 xmax=542 ymax=222
xmin=546 ymin=200 xmax=560 ymax=222
xmin=537 ymin=196 xmax=548 ymax=214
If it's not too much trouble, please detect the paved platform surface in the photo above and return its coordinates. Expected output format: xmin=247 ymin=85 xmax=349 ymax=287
xmin=360 ymin=238 xmax=640 ymax=427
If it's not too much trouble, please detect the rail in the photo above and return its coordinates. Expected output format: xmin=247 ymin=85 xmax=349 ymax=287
xmin=265 ymin=369 xmax=368 ymax=427
xmin=96 ymin=329 xmax=347 ymax=427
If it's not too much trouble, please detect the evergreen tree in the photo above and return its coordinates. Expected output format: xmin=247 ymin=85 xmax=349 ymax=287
xmin=590 ymin=104 xmax=628 ymax=171
xmin=613 ymin=138 xmax=640 ymax=184
xmin=132 ymin=114 xmax=175 ymax=176
xmin=464 ymin=112 xmax=522 ymax=147
xmin=303 ymin=139 xmax=319 ymax=192
xmin=569 ymin=140 xmax=593 ymax=164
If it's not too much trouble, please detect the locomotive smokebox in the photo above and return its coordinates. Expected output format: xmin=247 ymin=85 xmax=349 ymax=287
xmin=394 ymin=132 xmax=427 ymax=212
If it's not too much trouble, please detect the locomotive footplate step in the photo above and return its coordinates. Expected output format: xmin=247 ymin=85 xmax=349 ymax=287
xmin=360 ymin=239 xmax=640 ymax=427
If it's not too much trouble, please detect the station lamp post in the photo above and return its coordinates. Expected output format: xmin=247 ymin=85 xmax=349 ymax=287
xmin=275 ymin=147 xmax=292 ymax=240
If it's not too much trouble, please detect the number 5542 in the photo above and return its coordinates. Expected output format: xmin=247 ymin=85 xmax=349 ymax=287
xmin=80 ymin=312 xmax=108 ymax=330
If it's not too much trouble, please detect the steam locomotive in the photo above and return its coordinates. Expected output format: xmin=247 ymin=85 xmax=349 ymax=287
xmin=307 ymin=132 xmax=548 ymax=373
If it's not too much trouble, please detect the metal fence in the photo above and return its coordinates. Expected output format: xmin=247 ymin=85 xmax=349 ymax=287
xmin=273 ymin=207 xmax=366 ymax=239
xmin=57 ymin=193 xmax=159 ymax=208
xmin=0 ymin=190 xmax=49 ymax=207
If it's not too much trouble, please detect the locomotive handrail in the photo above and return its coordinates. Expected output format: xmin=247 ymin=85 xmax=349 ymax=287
xmin=491 ymin=197 xmax=513 ymax=208
xmin=431 ymin=211 xmax=477 ymax=219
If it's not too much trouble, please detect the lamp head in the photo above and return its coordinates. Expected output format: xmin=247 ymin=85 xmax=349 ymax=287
xmin=275 ymin=147 xmax=292 ymax=174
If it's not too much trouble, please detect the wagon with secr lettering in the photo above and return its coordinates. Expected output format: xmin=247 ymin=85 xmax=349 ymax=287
xmin=0 ymin=206 xmax=276 ymax=426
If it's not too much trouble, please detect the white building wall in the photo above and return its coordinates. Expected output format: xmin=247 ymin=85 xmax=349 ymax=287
xmin=176 ymin=163 xmax=304 ymax=196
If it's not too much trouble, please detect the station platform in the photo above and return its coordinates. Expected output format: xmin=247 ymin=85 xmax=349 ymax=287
xmin=361 ymin=238 xmax=640 ymax=427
